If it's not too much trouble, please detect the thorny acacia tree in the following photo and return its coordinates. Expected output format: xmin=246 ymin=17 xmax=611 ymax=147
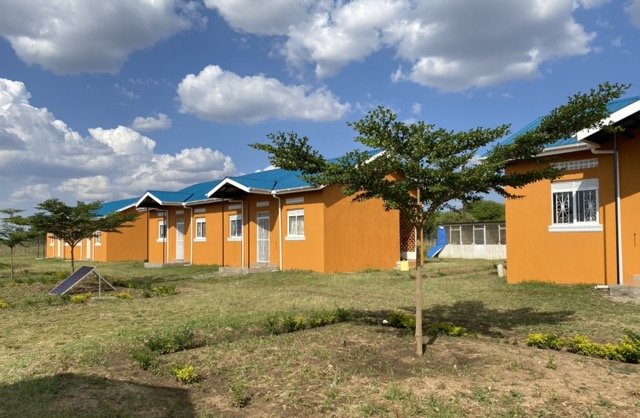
xmin=30 ymin=199 xmax=139 ymax=272
xmin=252 ymin=82 xmax=628 ymax=356
xmin=0 ymin=209 xmax=33 ymax=280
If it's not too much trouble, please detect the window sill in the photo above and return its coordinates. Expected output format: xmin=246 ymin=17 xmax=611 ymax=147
xmin=156 ymin=239 xmax=167 ymax=243
xmin=548 ymin=224 xmax=603 ymax=233
xmin=95 ymin=243 xmax=102 ymax=247
xmin=194 ymin=238 xmax=206 ymax=242
xmin=227 ymin=237 xmax=242 ymax=242
xmin=285 ymin=235 xmax=305 ymax=241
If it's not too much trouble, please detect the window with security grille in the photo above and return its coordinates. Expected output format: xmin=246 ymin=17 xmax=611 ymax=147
xmin=195 ymin=218 xmax=206 ymax=240
xmin=550 ymin=179 xmax=600 ymax=232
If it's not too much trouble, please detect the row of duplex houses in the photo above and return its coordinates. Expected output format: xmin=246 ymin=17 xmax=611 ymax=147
xmin=48 ymin=156 xmax=413 ymax=273
xmin=48 ymin=95 xmax=640 ymax=286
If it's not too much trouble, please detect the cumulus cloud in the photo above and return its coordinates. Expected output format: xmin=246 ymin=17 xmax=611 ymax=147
xmin=177 ymin=65 xmax=349 ymax=123
xmin=131 ymin=113 xmax=172 ymax=131
xmin=203 ymin=0 xmax=312 ymax=35
xmin=0 ymin=0 xmax=204 ymax=74
xmin=0 ymin=78 xmax=236 ymax=211
xmin=209 ymin=0 xmax=599 ymax=91
xmin=626 ymin=0 xmax=640 ymax=27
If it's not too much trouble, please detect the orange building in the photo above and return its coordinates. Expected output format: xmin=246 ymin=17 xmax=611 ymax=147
xmin=46 ymin=198 xmax=148 ymax=262
xmin=504 ymin=96 xmax=640 ymax=286
xmin=136 ymin=165 xmax=406 ymax=273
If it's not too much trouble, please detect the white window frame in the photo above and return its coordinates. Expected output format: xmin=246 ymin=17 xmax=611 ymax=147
xmin=549 ymin=179 xmax=602 ymax=232
xmin=95 ymin=231 xmax=102 ymax=246
xmin=195 ymin=218 xmax=206 ymax=242
xmin=228 ymin=214 xmax=242 ymax=241
xmin=157 ymin=220 xmax=167 ymax=242
xmin=286 ymin=209 xmax=305 ymax=240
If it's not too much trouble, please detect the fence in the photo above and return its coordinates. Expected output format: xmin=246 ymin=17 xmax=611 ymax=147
xmin=0 ymin=237 xmax=48 ymax=258
xmin=439 ymin=222 xmax=506 ymax=260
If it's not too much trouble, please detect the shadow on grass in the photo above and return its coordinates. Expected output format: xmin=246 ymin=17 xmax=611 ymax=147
xmin=0 ymin=373 xmax=195 ymax=418
xmin=350 ymin=300 xmax=575 ymax=339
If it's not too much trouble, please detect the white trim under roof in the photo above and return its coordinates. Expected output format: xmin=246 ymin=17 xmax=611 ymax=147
xmin=136 ymin=192 xmax=163 ymax=207
xmin=116 ymin=203 xmax=136 ymax=212
xmin=539 ymin=142 xmax=592 ymax=157
xmin=206 ymin=178 xmax=250 ymax=198
xmin=576 ymin=99 xmax=640 ymax=142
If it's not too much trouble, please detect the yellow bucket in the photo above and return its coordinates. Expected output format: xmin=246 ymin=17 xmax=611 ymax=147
xmin=399 ymin=260 xmax=409 ymax=271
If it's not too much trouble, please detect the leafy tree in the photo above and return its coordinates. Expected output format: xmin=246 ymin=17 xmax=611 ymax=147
xmin=0 ymin=209 xmax=33 ymax=279
xmin=465 ymin=200 xmax=504 ymax=222
xmin=29 ymin=199 xmax=139 ymax=272
xmin=251 ymin=82 xmax=628 ymax=356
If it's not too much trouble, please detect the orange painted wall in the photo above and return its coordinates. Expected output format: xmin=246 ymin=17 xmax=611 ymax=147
xmin=147 ymin=209 xmax=170 ymax=264
xmin=323 ymin=185 xmax=400 ymax=272
xmin=618 ymin=132 xmax=640 ymax=285
xmin=101 ymin=208 xmax=148 ymax=261
xmin=279 ymin=191 xmax=326 ymax=272
xmin=505 ymin=150 xmax=617 ymax=285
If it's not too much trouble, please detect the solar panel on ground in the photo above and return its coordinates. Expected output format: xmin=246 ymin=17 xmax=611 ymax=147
xmin=49 ymin=266 xmax=95 ymax=295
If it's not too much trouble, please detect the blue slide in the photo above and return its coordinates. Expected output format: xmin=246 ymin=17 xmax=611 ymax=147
xmin=427 ymin=226 xmax=447 ymax=258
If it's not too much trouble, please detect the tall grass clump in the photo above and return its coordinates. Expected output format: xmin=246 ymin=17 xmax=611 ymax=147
xmin=143 ymin=326 xmax=200 ymax=354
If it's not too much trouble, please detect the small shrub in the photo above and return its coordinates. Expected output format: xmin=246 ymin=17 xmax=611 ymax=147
xmin=144 ymin=326 xmax=199 ymax=354
xmin=115 ymin=291 xmax=133 ymax=299
xmin=230 ymin=381 xmax=250 ymax=407
xmin=0 ymin=297 xmax=9 ymax=309
xmin=265 ymin=308 xmax=349 ymax=335
xmin=616 ymin=331 xmax=640 ymax=363
xmin=152 ymin=285 xmax=176 ymax=296
xmin=69 ymin=293 xmax=91 ymax=304
xmin=131 ymin=347 xmax=158 ymax=370
xmin=384 ymin=310 xmax=416 ymax=329
xmin=171 ymin=364 xmax=199 ymax=384
xmin=428 ymin=322 xmax=468 ymax=337
xmin=526 ymin=333 xmax=564 ymax=350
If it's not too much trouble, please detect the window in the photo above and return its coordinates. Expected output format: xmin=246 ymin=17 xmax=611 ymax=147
xmin=550 ymin=179 xmax=601 ymax=232
xmin=158 ymin=220 xmax=167 ymax=241
xmin=95 ymin=231 xmax=102 ymax=246
xmin=195 ymin=218 xmax=206 ymax=241
xmin=287 ymin=209 xmax=305 ymax=240
xmin=229 ymin=215 xmax=242 ymax=240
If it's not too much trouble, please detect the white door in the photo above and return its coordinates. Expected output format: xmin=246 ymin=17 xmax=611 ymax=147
xmin=257 ymin=213 xmax=269 ymax=263
xmin=176 ymin=219 xmax=184 ymax=260
xmin=86 ymin=238 xmax=91 ymax=260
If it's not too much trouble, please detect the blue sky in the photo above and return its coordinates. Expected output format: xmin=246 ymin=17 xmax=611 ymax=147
xmin=1 ymin=0 xmax=639 ymax=211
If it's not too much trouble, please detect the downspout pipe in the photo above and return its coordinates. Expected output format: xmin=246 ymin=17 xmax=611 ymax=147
xmin=271 ymin=191 xmax=283 ymax=271
xmin=590 ymin=141 xmax=623 ymax=285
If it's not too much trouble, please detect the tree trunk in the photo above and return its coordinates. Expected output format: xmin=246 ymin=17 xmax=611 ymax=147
xmin=69 ymin=243 xmax=76 ymax=272
xmin=10 ymin=247 xmax=14 ymax=280
xmin=415 ymin=189 xmax=423 ymax=356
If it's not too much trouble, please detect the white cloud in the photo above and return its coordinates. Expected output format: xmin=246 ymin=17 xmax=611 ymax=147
xmin=114 ymin=83 xmax=140 ymax=100
xmin=626 ymin=0 xmax=640 ymax=27
xmin=177 ymin=65 xmax=349 ymax=123
xmin=209 ymin=0 xmax=599 ymax=92
xmin=203 ymin=0 xmax=312 ymax=35
xmin=411 ymin=102 xmax=422 ymax=114
xmin=0 ymin=0 xmax=204 ymax=74
xmin=0 ymin=78 xmax=236 ymax=211
xmin=131 ymin=113 xmax=172 ymax=131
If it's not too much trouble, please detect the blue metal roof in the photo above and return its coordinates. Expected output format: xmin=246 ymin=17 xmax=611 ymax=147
xmin=145 ymin=190 xmax=194 ymax=204
xmin=177 ymin=180 xmax=222 ymax=203
xmin=498 ymin=95 xmax=640 ymax=151
xmin=95 ymin=197 xmax=138 ymax=216
xmin=229 ymin=168 xmax=311 ymax=192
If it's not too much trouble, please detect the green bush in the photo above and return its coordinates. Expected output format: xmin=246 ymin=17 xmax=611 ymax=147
xmin=230 ymin=381 xmax=250 ymax=407
xmin=384 ymin=311 xmax=416 ymax=329
xmin=130 ymin=347 xmax=158 ymax=370
xmin=265 ymin=308 xmax=350 ymax=335
xmin=171 ymin=364 xmax=199 ymax=384
xmin=526 ymin=331 xmax=640 ymax=364
xmin=526 ymin=333 xmax=564 ymax=350
xmin=152 ymin=285 xmax=176 ymax=296
xmin=115 ymin=291 xmax=133 ymax=299
xmin=0 ymin=297 xmax=9 ymax=309
xmin=428 ymin=322 xmax=468 ymax=337
xmin=144 ymin=326 xmax=199 ymax=354
xmin=69 ymin=293 xmax=91 ymax=304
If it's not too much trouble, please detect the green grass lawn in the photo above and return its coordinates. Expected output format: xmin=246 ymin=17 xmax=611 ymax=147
xmin=0 ymin=257 xmax=638 ymax=417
